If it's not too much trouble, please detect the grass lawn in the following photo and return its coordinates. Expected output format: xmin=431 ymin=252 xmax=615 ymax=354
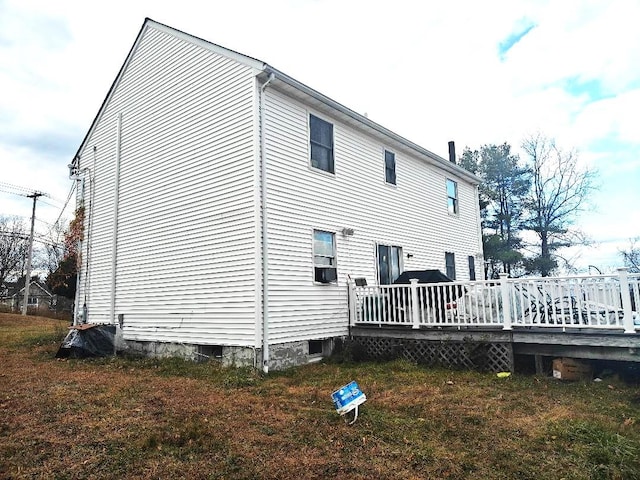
xmin=1 ymin=313 xmax=640 ymax=479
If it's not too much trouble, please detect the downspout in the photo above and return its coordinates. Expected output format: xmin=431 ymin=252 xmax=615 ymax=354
xmin=73 ymin=167 xmax=84 ymax=325
xmin=260 ymin=72 xmax=275 ymax=374
xmin=85 ymin=146 xmax=97 ymax=320
xmin=110 ymin=113 xmax=122 ymax=324
xmin=475 ymin=184 xmax=484 ymax=279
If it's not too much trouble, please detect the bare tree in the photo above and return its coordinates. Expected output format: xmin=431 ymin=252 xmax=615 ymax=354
xmin=0 ymin=216 xmax=28 ymax=285
xmin=39 ymin=221 xmax=67 ymax=278
xmin=521 ymin=134 xmax=597 ymax=276
xmin=620 ymin=238 xmax=640 ymax=273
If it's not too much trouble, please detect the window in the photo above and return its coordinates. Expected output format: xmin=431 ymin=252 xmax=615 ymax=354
xmin=308 ymin=340 xmax=323 ymax=355
xmin=313 ymin=230 xmax=337 ymax=283
xmin=384 ymin=150 xmax=396 ymax=185
xmin=468 ymin=255 xmax=476 ymax=281
xmin=27 ymin=296 xmax=37 ymax=305
xmin=446 ymin=179 xmax=458 ymax=214
xmin=378 ymin=244 xmax=403 ymax=285
xmin=445 ymin=252 xmax=456 ymax=280
xmin=309 ymin=114 xmax=334 ymax=173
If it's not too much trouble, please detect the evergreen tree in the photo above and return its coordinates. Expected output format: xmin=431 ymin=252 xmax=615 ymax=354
xmin=461 ymin=144 xmax=530 ymax=278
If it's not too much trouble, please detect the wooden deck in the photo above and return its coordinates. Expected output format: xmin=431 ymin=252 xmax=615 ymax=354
xmin=350 ymin=324 xmax=640 ymax=372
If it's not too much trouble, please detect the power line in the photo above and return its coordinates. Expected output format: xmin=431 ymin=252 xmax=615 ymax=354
xmin=39 ymin=199 xmax=63 ymax=209
xmin=0 ymin=182 xmax=50 ymax=199
xmin=0 ymin=181 xmax=35 ymax=195
xmin=0 ymin=231 xmax=61 ymax=248
xmin=53 ymin=181 xmax=76 ymax=227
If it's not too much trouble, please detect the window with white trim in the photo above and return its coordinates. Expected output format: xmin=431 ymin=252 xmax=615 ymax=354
xmin=445 ymin=252 xmax=456 ymax=280
xmin=309 ymin=114 xmax=334 ymax=173
xmin=313 ymin=230 xmax=337 ymax=283
xmin=468 ymin=255 xmax=476 ymax=281
xmin=378 ymin=244 xmax=403 ymax=285
xmin=446 ymin=179 xmax=458 ymax=214
xmin=384 ymin=150 xmax=396 ymax=185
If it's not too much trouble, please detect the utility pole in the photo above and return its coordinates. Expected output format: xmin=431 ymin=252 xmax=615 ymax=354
xmin=21 ymin=192 xmax=44 ymax=316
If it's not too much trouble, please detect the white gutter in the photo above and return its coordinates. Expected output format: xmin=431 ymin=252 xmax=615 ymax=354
xmin=260 ymin=73 xmax=275 ymax=374
xmin=110 ymin=113 xmax=122 ymax=324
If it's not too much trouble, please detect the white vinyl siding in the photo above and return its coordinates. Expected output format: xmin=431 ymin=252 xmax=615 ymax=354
xmin=75 ymin=25 xmax=258 ymax=346
xmin=263 ymin=89 xmax=481 ymax=343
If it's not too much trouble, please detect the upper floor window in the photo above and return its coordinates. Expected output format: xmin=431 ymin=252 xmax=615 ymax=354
xmin=313 ymin=230 xmax=337 ymax=283
xmin=384 ymin=150 xmax=396 ymax=185
xmin=446 ymin=179 xmax=458 ymax=214
xmin=378 ymin=244 xmax=403 ymax=285
xmin=309 ymin=114 xmax=334 ymax=174
xmin=445 ymin=252 xmax=456 ymax=280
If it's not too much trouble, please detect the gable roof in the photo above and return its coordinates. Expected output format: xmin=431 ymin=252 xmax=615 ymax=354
xmin=2 ymin=278 xmax=53 ymax=298
xmin=72 ymin=18 xmax=479 ymax=184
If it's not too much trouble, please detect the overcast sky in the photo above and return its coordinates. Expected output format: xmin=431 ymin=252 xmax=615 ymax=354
xmin=0 ymin=0 xmax=638 ymax=273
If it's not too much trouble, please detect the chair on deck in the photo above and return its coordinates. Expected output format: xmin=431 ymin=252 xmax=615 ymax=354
xmin=513 ymin=284 xmax=587 ymax=325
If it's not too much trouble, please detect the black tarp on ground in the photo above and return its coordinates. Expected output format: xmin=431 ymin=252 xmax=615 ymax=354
xmin=55 ymin=324 xmax=116 ymax=358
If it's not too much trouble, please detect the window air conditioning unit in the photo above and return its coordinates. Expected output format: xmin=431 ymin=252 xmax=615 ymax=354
xmin=316 ymin=267 xmax=337 ymax=284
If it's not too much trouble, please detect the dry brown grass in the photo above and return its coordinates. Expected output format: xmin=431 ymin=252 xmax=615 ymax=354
xmin=1 ymin=313 xmax=640 ymax=479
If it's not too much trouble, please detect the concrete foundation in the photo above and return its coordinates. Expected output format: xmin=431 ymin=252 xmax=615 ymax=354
xmin=266 ymin=337 xmax=336 ymax=370
xmin=120 ymin=337 xmax=340 ymax=371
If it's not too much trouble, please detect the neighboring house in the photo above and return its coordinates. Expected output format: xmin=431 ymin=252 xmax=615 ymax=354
xmin=0 ymin=282 xmax=10 ymax=311
xmin=70 ymin=18 xmax=483 ymax=370
xmin=0 ymin=279 xmax=53 ymax=313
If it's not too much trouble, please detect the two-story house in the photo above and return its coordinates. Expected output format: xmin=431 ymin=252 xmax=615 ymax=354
xmin=70 ymin=18 xmax=483 ymax=370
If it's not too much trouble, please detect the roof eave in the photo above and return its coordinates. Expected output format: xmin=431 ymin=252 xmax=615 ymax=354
xmin=261 ymin=65 xmax=480 ymax=185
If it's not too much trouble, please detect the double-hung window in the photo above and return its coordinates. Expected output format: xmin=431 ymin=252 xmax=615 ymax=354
xmin=309 ymin=114 xmax=334 ymax=173
xmin=378 ymin=244 xmax=403 ymax=285
xmin=384 ymin=150 xmax=396 ymax=185
xmin=445 ymin=252 xmax=456 ymax=280
xmin=446 ymin=179 xmax=458 ymax=215
xmin=313 ymin=230 xmax=337 ymax=283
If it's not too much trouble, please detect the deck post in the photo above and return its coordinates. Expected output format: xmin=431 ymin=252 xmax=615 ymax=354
xmin=410 ymin=279 xmax=420 ymax=329
xmin=618 ymin=268 xmax=635 ymax=334
xmin=500 ymin=273 xmax=512 ymax=330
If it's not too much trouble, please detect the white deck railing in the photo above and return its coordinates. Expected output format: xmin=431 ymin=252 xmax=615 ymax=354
xmin=349 ymin=268 xmax=640 ymax=333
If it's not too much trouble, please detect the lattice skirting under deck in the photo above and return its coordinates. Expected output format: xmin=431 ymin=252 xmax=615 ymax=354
xmin=353 ymin=337 xmax=514 ymax=373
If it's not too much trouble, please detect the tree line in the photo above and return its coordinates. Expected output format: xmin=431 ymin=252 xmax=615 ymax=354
xmin=460 ymin=133 xmax=605 ymax=278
